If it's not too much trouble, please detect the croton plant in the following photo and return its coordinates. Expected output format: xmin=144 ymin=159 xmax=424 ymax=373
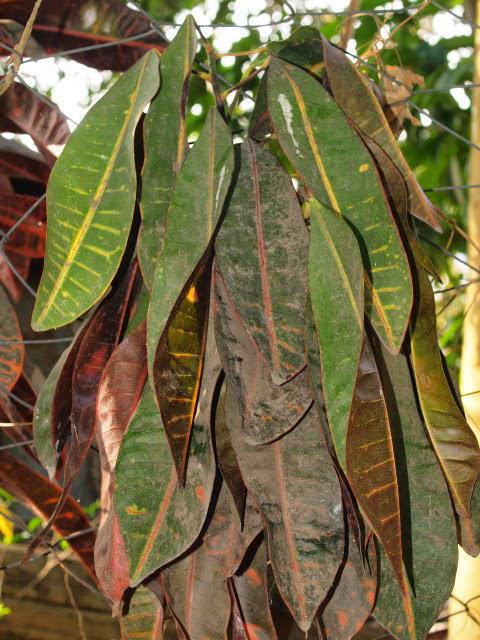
xmin=4 ymin=14 xmax=479 ymax=640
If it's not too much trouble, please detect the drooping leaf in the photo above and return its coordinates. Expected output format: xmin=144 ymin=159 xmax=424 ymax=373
xmin=215 ymin=139 xmax=308 ymax=385
xmin=162 ymin=540 xmax=231 ymax=640
xmin=317 ymin=517 xmax=377 ymax=640
xmin=0 ymin=192 xmax=46 ymax=258
xmin=0 ymin=83 xmax=70 ymax=165
xmin=0 ymin=284 xmax=24 ymax=398
xmin=0 ymin=451 xmax=96 ymax=580
xmin=121 ymin=584 xmax=163 ymax=640
xmin=0 ymin=0 xmax=168 ymax=71
xmin=139 ymin=15 xmax=197 ymax=288
xmin=147 ymin=107 xmax=234 ymax=416
xmin=154 ymin=263 xmax=211 ymax=482
xmin=203 ymin=482 xmax=264 ymax=578
xmin=230 ymin=540 xmax=278 ymax=640
xmin=321 ymin=37 xmax=441 ymax=232
xmin=372 ymin=344 xmax=458 ymax=640
xmin=214 ymin=266 xmax=312 ymax=445
xmin=31 ymin=50 xmax=160 ymax=331
xmin=410 ymin=265 xmax=480 ymax=521
xmin=95 ymin=321 xmax=147 ymax=605
xmin=268 ymin=26 xmax=324 ymax=71
xmin=115 ymin=330 xmax=219 ymax=587
xmin=225 ymin=385 xmax=344 ymax=632
xmin=0 ymin=250 xmax=31 ymax=303
xmin=0 ymin=137 xmax=50 ymax=185
xmin=307 ymin=198 xmax=363 ymax=469
xmin=267 ymin=58 xmax=413 ymax=354
xmin=346 ymin=335 xmax=414 ymax=635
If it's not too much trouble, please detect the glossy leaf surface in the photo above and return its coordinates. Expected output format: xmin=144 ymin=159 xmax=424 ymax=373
xmin=139 ymin=16 xmax=197 ymax=288
xmin=215 ymin=139 xmax=309 ymax=384
xmin=225 ymin=386 xmax=344 ymax=632
xmin=268 ymin=58 xmax=412 ymax=354
xmin=308 ymin=198 xmax=363 ymax=469
xmin=373 ymin=345 xmax=458 ymax=640
xmin=147 ymin=108 xmax=234 ymax=413
xmin=410 ymin=266 xmax=480 ymax=520
xmin=32 ymin=50 xmax=159 ymax=331
xmin=321 ymin=37 xmax=441 ymax=231
xmin=346 ymin=336 xmax=413 ymax=634
xmin=214 ymin=267 xmax=312 ymax=445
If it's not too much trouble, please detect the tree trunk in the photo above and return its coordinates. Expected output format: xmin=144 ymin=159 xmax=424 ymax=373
xmin=448 ymin=0 xmax=480 ymax=636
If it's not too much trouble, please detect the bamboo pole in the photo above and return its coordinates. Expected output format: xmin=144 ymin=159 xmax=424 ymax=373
xmin=448 ymin=0 xmax=480 ymax=636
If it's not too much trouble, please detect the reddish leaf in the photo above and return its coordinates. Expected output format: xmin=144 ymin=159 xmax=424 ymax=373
xmin=0 ymin=451 xmax=96 ymax=580
xmin=0 ymin=250 xmax=31 ymax=303
xmin=346 ymin=335 xmax=414 ymax=635
xmin=230 ymin=540 xmax=278 ymax=640
xmin=0 ymin=0 xmax=168 ymax=71
xmin=0 ymin=191 xmax=46 ymax=258
xmin=0 ymin=283 xmax=24 ymax=397
xmin=95 ymin=321 xmax=147 ymax=604
xmin=154 ymin=263 xmax=211 ymax=483
xmin=121 ymin=582 xmax=163 ymax=640
xmin=0 ymin=137 xmax=50 ymax=184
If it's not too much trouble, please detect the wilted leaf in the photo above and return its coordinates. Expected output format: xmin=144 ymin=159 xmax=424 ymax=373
xmin=139 ymin=16 xmax=197 ymax=288
xmin=267 ymin=58 xmax=412 ymax=354
xmin=225 ymin=385 xmax=344 ymax=632
xmin=121 ymin=584 xmax=163 ymax=640
xmin=95 ymin=321 xmax=147 ymax=604
xmin=214 ymin=266 xmax=312 ymax=445
xmin=0 ymin=451 xmax=96 ymax=579
xmin=162 ymin=540 xmax=231 ymax=640
xmin=382 ymin=65 xmax=424 ymax=129
xmin=0 ymin=0 xmax=168 ymax=71
xmin=307 ymin=198 xmax=363 ymax=469
xmin=216 ymin=140 xmax=308 ymax=384
xmin=155 ymin=263 xmax=211 ymax=482
xmin=373 ymin=344 xmax=458 ymax=640
xmin=32 ymin=50 xmax=160 ymax=331
xmin=410 ymin=266 xmax=480 ymax=521
xmin=115 ymin=331 xmax=219 ymax=587
xmin=230 ymin=540 xmax=278 ymax=640
xmin=147 ymin=107 xmax=234 ymax=419
xmin=321 ymin=37 xmax=441 ymax=232
xmin=346 ymin=335 xmax=414 ymax=634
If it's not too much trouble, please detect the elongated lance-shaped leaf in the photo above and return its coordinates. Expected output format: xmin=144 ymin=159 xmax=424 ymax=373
xmin=321 ymin=37 xmax=442 ymax=232
xmin=204 ymin=482 xmax=264 ymax=578
xmin=95 ymin=321 xmax=147 ymax=605
xmin=115 ymin=326 xmax=220 ymax=587
xmin=147 ymin=107 xmax=234 ymax=427
xmin=410 ymin=266 xmax=480 ymax=520
xmin=267 ymin=58 xmax=413 ymax=354
xmin=230 ymin=540 xmax=278 ymax=640
xmin=162 ymin=542 xmax=231 ymax=640
xmin=31 ymin=50 xmax=160 ymax=331
xmin=317 ymin=516 xmax=377 ymax=640
xmin=373 ymin=344 xmax=458 ymax=640
xmin=346 ymin=335 xmax=414 ymax=637
xmin=121 ymin=584 xmax=163 ymax=640
xmin=0 ymin=451 xmax=97 ymax=581
xmin=215 ymin=139 xmax=309 ymax=384
xmin=214 ymin=266 xmax=312 ymax=445
xmin=138 ymin=16 xmax=197 ymax=288
xmin=307 ymin=198 xmax=363 ymax=470
xmin=155 ymin=262 xmax=211 ymax=483
xmin=225 ymin=385 xmax=344 ymax=632
xmin=0 ymin=284 xmax=23 ymax=397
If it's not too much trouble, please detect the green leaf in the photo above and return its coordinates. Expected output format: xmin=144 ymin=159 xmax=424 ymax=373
xmin=215 ymin=139 xmax=309 ymax=384
xmin=346 ymin=335 xmax=414 ymax=636
xmin=32 ymin=50 xmax=160 ymax=331
xmin=321 ymin=37 xmax=442 ymax=232
xmin=267 ymin=58 xmax=413 ymax=354
xmin=120 ymin=584 xmax=163 ymax=640
xmin=268 ymin=26 xmax=324 ymax=70
xmin=373 ymin=345 xmax=458 ymax=640
xmin=147 ymin=107 xmax=234 ymax=416
xmin=225 ymin=386 xmax=344 ymax=633
xmin=138 ymin=16 xmax=197 ymax=288
xmin=410 ymin=266 xmax=480 ymax=521
xmin=307 ymin=198 xmax=363 ymax=469
xmin=115 ymin=336 xmax=218 ymax=586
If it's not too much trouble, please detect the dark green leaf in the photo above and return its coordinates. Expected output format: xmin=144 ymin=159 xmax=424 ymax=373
xmin=121 ymin=584 xmax=163 ymax=640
